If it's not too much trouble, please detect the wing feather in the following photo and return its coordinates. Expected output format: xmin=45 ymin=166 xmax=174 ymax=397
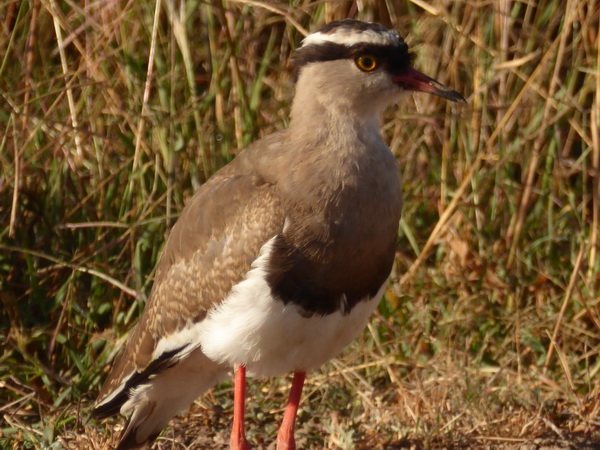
xmin=94 ymin=169 xmax=284 ymax=413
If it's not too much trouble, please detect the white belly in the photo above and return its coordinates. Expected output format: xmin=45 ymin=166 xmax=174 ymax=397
xmin=198 ymin=238 xmax=385 ymax=377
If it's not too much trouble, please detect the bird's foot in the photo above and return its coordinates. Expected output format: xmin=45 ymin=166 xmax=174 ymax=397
xmin=230 ymin=435 xmax=251 ymax=450
xmin=275 ymin=431 xmax=295 ymax=450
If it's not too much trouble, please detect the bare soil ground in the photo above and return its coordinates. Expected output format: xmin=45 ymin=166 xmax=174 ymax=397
xmin=59 ymin=408 xmax=600 ymax=450
xmin=57 ymin=355 xmax=600 ymax=450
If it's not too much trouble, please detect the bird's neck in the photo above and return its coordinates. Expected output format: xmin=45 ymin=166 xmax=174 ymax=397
xmin=289 ymin=87 xmax=382 ymax=154
xmin=281 ymin=84 xmax=397 ymax=206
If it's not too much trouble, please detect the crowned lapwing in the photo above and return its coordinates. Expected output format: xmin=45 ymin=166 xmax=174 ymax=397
xmin=92 ymin=19 xmax=465 ymax=450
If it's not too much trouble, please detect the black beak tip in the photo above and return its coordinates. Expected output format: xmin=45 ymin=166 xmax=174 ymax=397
xmin=448 ymin=91 xmax=467 ymax=104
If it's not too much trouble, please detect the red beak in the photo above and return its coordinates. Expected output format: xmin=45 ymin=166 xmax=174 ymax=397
xmin=393 ymin=67 xmax=466 ymax=103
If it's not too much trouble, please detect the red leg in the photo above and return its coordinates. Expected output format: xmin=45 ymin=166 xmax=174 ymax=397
xmin=230 ymin=365 xmax=250 ymax=450
xmin=276 ymin=371 xmax=306 ymax=450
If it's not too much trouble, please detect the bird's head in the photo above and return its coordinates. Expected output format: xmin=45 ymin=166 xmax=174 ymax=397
xmin=292 ymin=20 xmax=465 ymax=120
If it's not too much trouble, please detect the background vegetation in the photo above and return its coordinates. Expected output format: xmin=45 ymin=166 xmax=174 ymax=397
xmin=1 ymin=0 xmax=599 ymax=448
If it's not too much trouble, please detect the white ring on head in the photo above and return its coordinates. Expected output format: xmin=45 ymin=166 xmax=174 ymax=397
xmin=302 ymin=27 xmax=401 ymax=48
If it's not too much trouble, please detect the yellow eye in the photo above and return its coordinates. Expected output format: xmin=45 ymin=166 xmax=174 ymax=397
xmin=355 ymin=55 xmax=378 ymax=71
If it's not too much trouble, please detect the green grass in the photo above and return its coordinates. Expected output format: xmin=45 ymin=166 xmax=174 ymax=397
xmin=1 ymin=0 xmax=599 ymax=448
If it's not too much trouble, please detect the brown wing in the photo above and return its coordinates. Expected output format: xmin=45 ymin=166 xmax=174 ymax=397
xmin=92 ymin=167 xmax=284 ymax=417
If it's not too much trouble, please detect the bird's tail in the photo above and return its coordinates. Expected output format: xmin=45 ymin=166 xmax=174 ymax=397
xmin=95 ymin=347 xmax=228 ymax=450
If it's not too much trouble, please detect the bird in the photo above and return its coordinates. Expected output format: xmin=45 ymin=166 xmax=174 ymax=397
xmin=91 ymin=19 xmax=465 ymax=450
